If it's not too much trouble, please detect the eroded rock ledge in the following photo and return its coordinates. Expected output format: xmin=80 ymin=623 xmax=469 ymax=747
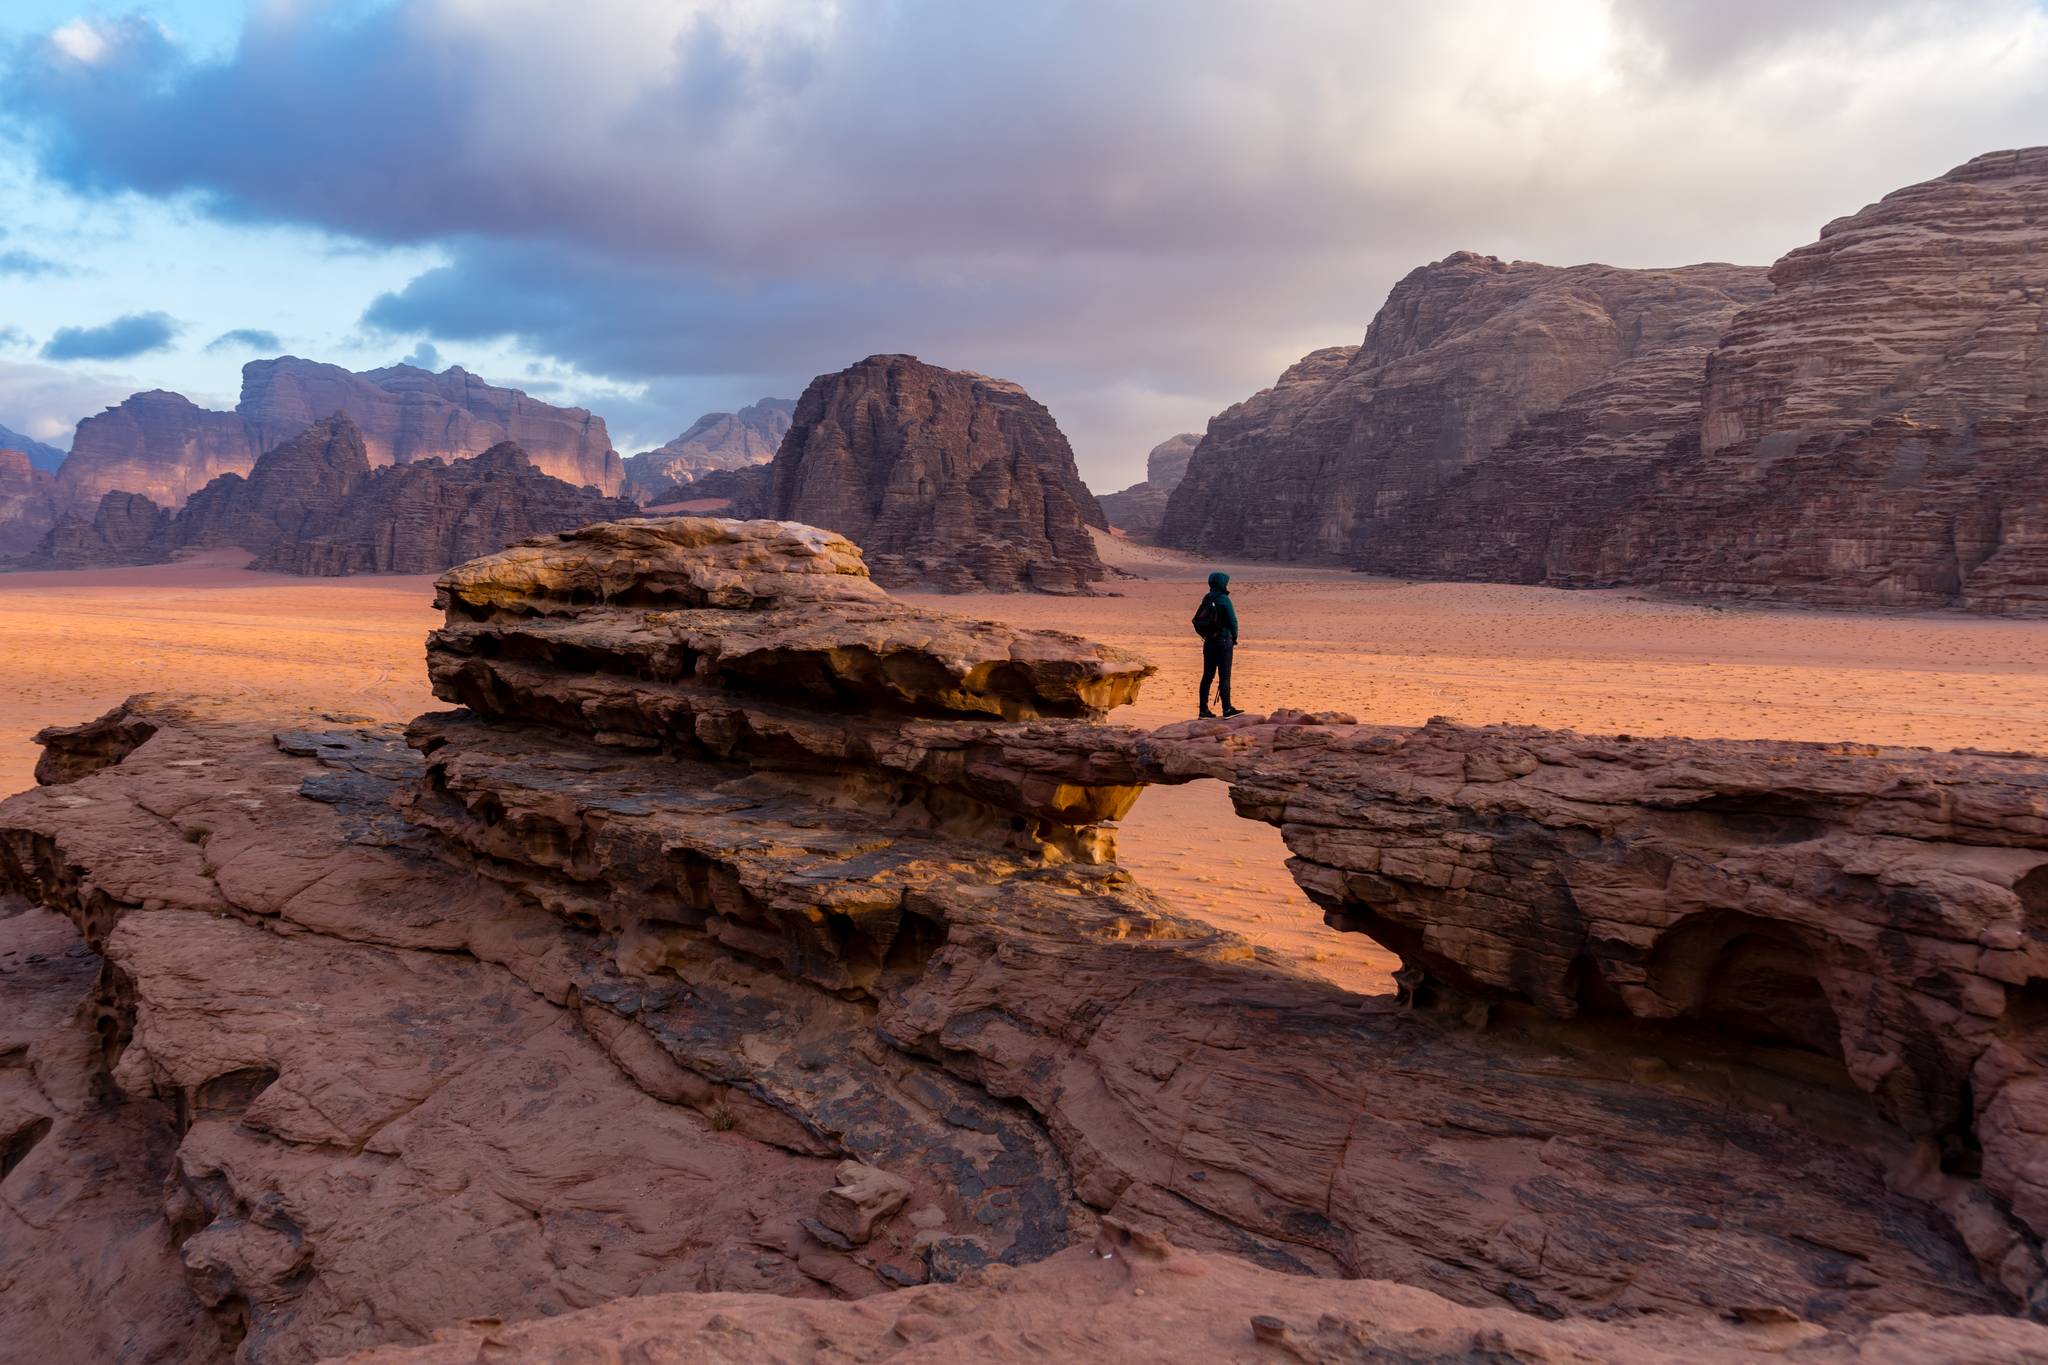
xmin=1 ymin=517 xmax=2044 ymax=1364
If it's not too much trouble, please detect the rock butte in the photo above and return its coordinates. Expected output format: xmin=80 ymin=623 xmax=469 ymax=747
xmin=2 ymin=516 xmax=2047 ymax=1363
xmin=770 ymin=354 xmax=1108 ymax=593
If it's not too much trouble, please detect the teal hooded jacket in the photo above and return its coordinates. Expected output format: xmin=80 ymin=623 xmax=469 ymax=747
xmin=1200 ymin=572 xmax=1239 ymax=644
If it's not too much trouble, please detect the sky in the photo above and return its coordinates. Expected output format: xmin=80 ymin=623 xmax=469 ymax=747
xmin=1 ymin=2 xmax=2045 ymax=490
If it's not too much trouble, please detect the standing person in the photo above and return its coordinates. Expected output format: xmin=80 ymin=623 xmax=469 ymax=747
xmin=1193 ymin=570 xmax=1243 ymax=718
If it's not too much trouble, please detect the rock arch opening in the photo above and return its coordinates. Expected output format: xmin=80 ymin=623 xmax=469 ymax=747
xmin=1115 ymin=777 xmax=1399 ymax=995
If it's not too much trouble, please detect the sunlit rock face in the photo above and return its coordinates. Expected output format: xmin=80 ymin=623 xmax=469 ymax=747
xmin=0 ymin=448 xmax=62 ymax=556
xmin=2 ymin=516 xmax=2045 ymax=1361
xmin=768 ymin=355 xmax=1108 ymax=593
xmin=52 ymin=358 xmax=624 ymax=515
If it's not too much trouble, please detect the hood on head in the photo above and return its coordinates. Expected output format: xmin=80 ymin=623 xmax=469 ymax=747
xmin=1207 ymin=571 xmax=1229 ymax=592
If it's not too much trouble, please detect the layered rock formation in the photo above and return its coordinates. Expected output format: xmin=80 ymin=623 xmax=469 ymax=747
xmin=1160 ymin=258 xmax=1769 ymax=561
xmin=342 ymin=1221 xmax=2048 ymax=1364
xmin=3 ymin=516 xmax=2044 ymax=1360
xmin=260 ymin=443 xmax=638 ymax=576
xmin=20 ymin=415 xmax=632 ymax=575
xmin=54 ymin=358 xmax=622 ymax=513
xmin=0 ymin=449 xmax=61 ymax=557
xmin=20 ymin=490 xmax=169 ymax=569
xmin=240 ymin=359 xmax=622 ymax=495
xmin=622 ymin=397 xmax=795 ymax=501
xmin=1095 ymin=431 xmax=1199 ymax=542
xmin=173 ymin=413 xmax=372 ymax=557
xmin=1612 ymin=146 xmax=2048 ymax=611
xmin=1193 ymin=149 xmax=2048 ymax=615
xmin=56 ymin=390 xmax=254 ymax=512
xmin=770 ymin=355 xmax=1107 ymax=592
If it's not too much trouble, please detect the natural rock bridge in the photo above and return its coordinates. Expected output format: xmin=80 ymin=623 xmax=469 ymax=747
xmin=3 ymin=517 xmax=2045 ymax=1362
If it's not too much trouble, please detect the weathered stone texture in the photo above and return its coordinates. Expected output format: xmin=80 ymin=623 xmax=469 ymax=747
xmin=1160 ymin=259 xmax=1767 ymax=562
xmin=4 ymin=517 xmax=2045 ymax=1361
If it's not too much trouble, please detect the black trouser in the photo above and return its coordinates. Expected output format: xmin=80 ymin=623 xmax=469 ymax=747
xmin=1200 ymin=635 xmax=1234 ymax=713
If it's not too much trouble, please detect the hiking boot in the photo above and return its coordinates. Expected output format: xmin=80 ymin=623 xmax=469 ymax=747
xmin=1198 ymin=707 xmax=1216 ymax=718
xmin=1222 ymin=706 xmax=1246 ymax=718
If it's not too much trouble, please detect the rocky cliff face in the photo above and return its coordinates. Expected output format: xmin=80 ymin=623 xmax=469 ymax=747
xmin=24 ymin=415 xmax=630 ymax=576
xmin=19 ymin=490 xmax=169 ymax=569
xmin=769 ymin=355 xmax=1106 ymax=592
xmin=1613 ymin=147 xmax=2048 ymax=611
xmin=57 ymin=390 xmax=257 ymax=512
xmin=0 ymin=449 xmax=61 ymax=557
xmin=51 ymin=360 xmax=623 ymax=516
xmin=1094 ymin=432 xmax=1199 ymax=542
xmin=1160 ymin=258 xmax=1769 ymax=562
xmin=258 ymin=442 xmax=637 ymax=575
xmin=2 ymin=517 xmax=2043 ymax=1360
xmin=1224 ymin=150 xmax=2048 ymax=614
xmin=622 ymin=397 xmax=795 ymax=501
xmin=241 ymin=359 xmax=623 ymax=495
xmin=172 ymin=413 xmax=372 ymax=556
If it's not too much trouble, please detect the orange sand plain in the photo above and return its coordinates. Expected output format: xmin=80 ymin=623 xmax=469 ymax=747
xmin=8 ymin=534 xmax=2048 ymax=996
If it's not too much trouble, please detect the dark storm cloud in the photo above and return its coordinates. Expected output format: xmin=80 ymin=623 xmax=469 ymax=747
xmin=400 ymin=341 xmax=441 ymax=371
xmin=40 ymin=311 xmax=179 ymax=362
xmin=8 ymin=1 xmax=2047 ymax=482
xmin=204 ymin=327 xmax=282 ymax=353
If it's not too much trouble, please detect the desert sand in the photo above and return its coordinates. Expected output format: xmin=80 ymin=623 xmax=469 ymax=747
xmin=9 ymin=531 xmax=2048 ymax=995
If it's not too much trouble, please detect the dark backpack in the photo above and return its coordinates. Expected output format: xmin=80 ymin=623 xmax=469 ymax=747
xmin=1191 ymin=594 xmax=1218 ymax=638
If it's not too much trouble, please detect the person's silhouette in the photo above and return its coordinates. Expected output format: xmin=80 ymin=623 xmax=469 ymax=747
xmin=1193 ymin=571 xmax=1243 ymax=717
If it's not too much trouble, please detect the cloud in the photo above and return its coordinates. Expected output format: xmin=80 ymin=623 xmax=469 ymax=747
xmin=204 ymin=326 xmax=282 ymax=353
xmin=9 ymin=0 xmax=2048 ymax=484
xmin=40 ymin=311 xmax=180 ymax=362
xmin=0 ymin=359 xmax=136 ymax=446
xmin=400 ymin=340 xmax=441 ymax=370
xmin=0 ymin=248 xmax=67 ymax=278
xmin=0 ymin=326 xmax=31 ymax=351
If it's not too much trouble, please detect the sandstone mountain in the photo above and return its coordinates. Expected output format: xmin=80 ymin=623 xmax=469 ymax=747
xmin=259 ymin=442 xmax=639 ymax=575
xmin=1159 ymin=258 xmax=1770 ymax=560
xmin=0 ymin=422 xmax=66 ymax=472
xmin=769 ymin=354 xmax=1107 ymax=592
xmin=622 ymin=396 xmax=796 ymax=501
xmin=20 ymin=414 xmax=633 ymax=575
xmin=54 ymin=389 xmax=254 ymax=512
xmin=1094 ymin=431 xmax=1199 ymax=541
xmin=53 ymin=357 xmax=624 ymax=514
xmin=0 ymin=449 xmax=61 ymax=557
xmin=2 ymin=517 xmax=2044 ymax=1359
xmin=1172 ymin=148 xmax=2048 ymax=615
